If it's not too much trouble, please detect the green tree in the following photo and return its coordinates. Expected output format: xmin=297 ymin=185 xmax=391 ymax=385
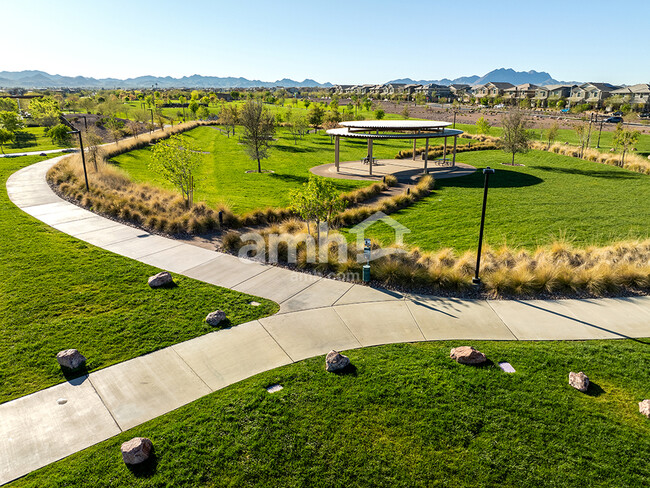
xmin=149 ymin=134 xmax=202 ymax=207
xmin=144 ymin=95 xmax=153 ymax=108
xmin=374 ymin=108 xmax=385 ymax=119
xmin=197 ymin=106 xmax=209 ymax=120
xmin=221 ymin=104 xmax=239 ymax=137
xmin=362 ymin=98 xmax=372 ymax=111
xmin=0 ymin=128 xmax=14 ymax=153
xmin=303 ymin=99 xmax=311 ymax=109
xmin=612 ymin=123 xmax=640 ymax=166
xmin=500 ymin=110 xmax=532 ymax=165
xmin=190 ymin=90 xmax=200 ymax=101
xmin=29 ymin=97 xmax=60 ymax=127
xmin=308 ymin=104 xmax=325 ymax=130
xmin=401 ymin=105 xmax=410 ymax=119
xmin=475 ymin=116 xmax=491 ymax=134
xmin=0 ymin=98 xmax=18 ymax=112
xmin=0 ymin=111 xmax=24 ymax=133
xmin=45 ymin=124 xmax=71 ymax=145
xmin=105 ymin=117 xmax=124 ymax=143
xmin=79 ymin=97 xmax=96 ymax=113
xmin=188 ymin=100 xmax=199 ymax=118
xmin=546 ymin=121 xmax=559 ymax=149
xmin=572 ymin=121 xmax=589 ymax=158
xmin=289 ymin=175 xmax=347 ymax=238
xmin=240 ymin=99 xmax=275 ymax=173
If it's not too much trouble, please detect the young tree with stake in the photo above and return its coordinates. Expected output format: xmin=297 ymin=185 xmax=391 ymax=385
xmin=240 ymin=99 xmax=275 ymax=173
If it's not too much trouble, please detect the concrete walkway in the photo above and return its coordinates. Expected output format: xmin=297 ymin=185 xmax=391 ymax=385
xmin=0 ymin=148 xmax=76 ymax=158
xmin=2 ymin=157 xmax=650 ymax=485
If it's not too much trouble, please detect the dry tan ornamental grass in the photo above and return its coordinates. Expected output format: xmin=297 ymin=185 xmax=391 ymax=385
xmin=224 ymin=230 xmax=650 ymax=297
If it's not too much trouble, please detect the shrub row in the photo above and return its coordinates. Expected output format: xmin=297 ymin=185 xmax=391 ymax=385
xmin=395 ymin=141 xmax=499 ymax=160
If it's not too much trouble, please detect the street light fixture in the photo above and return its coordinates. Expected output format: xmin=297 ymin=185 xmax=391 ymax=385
xmin=472 ymin=167 xmax=495 ymax=287
xmin=68 ymin=130 xmax=89 ymax=192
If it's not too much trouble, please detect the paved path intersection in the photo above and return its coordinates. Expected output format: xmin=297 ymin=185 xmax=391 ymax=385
xmin=2 ymin=157 xmax=649 ymax=484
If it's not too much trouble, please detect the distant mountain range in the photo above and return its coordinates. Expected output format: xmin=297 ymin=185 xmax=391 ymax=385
xmin=388 ymin=68 xmax=582 ymax=87
xmin=0 ymin=68 xmax=584 ymax=89
xmin=0 ymin=70 xmax=334 ymax=89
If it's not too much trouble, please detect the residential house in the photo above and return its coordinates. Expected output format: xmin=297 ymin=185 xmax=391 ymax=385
xmin=449 ymin=84 xmax=471 ymax=100
xmin=504 ymin=83 xmax=540 ymax=101
xmin=472 ymin=82 xmax=515 ymax=99
xmin=610 ymin=84 xmax=650 ymax=109
xmin=569 ymin=82 xmax=620 ymax=107
xmin=533 ymin=84 xmax=574 ymax=106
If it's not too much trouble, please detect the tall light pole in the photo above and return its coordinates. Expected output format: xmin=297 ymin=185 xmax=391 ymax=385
xmin=472 ymin=167 xmax=495 ymax=288
xmin=60 ymin=115 xmax=89 ymax=191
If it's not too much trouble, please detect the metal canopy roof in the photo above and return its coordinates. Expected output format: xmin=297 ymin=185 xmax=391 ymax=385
xmin=326 ymin=127 xmax=463 ymax=140
xmin=339 ymin=120 xmax=451 ymax=132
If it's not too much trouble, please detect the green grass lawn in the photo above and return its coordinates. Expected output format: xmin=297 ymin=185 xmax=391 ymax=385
xmin=0 ymin=155 xmax=277 ymax=404
xmin=2 ymin=127 xmax=72 ymax=154
xmin=110 ymin=126 xmax=424 ymax=213
xmin=344 ymin=149 xmax=650 ymax=251
xmin=13 ymin=340 xmax=650 ymax=487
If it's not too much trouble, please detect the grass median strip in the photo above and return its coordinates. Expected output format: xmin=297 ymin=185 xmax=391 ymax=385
xmin=0 ymin=155 xmax=278 ymax=404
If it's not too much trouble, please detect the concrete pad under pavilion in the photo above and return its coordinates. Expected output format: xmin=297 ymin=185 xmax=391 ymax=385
xmin=326 ymin=120 xmax=464 ymax=176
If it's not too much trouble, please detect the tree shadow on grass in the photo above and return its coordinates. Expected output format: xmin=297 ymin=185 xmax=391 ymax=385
xmin=268 ymin=173 xmax=309 ymax=185
xmin=534 ymin=165 xmax=643 ymax=179
xmin=273 ymin=143 xmax=317 ymax=154
xmin=437 ymin=168 xmax=544 ymax=189
xmin=10 ymin=131 xmax=38 ymax=149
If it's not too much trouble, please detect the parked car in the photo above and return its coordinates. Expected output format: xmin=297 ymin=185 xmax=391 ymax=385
xmin=612 ymin=111 xmax=624 ymax=116
xmin=639 ymin=112 xmax=650 ymax=119
xmin=494 ymin=104 xmax=505 ymax=109
xmin=560 ymin=108 xmax=569 ymax=113
xmin=604 ymin=116 xmax=624 ymax=123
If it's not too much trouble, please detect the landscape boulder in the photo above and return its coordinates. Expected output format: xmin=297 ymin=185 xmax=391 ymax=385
xmin=148 ymin=271 xmax=174 ymax=288
xmin=569 ymin=371 xmax=590 ymax=392
xmin=325 ymin=350 xmax=350 ymax=372
xmin=121 ymin=437 xmax=153 ymax=465
xmin=639 ymin=400 xmax=650 ymax=418
xmin=450 ymin=346 xmax=487 ymax=365
xmin=56 ymin=349 xmax=86 ymax=370
xmin=205 ymin=310 xmax=227 ymax=326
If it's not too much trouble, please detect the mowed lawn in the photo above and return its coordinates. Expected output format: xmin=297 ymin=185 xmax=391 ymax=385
xmin=2 ymin=126 xmax=73 ymax=154
xmin=13 ymin=340 xmax=650 ymax=488
xmin=0 ymin=155 xmax=277 ymax=404
xmin=110 ymin=126 xmax=423 ymax=213
xmin=347 ymin=149 xmax=650 ymax=251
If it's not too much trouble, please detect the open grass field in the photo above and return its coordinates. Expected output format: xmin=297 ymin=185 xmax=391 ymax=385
xmin=110 ymin=125 xmax=422 ymax=213
xmin=13 ymin=340 xmax=650 ymax=487
xmin=0 ymin=155 xmax=277 ymax=404
xmin=341 ymin=149 xmax=650 ymax=251
xmin=1 ymin=127 xmax=72 ymax=154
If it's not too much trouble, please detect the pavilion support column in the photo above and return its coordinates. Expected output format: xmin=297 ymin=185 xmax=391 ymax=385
xmin=412 ymin=138 xmax=417 ymax=161
xmin=368 ymin=138 xmax=373 ymax=176
xmin=424 ymin=138 xmax=429 ymax=174
xmin=443 ymin=135 xmax=448 ymax=165
xmin=335 ymin=136 xmax=340 ymax=172
xmin=452 ymin=135 xmax=458 ymax=167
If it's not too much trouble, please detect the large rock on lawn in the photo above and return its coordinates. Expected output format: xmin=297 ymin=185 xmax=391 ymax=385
xmin=450 ymin=346 xmax=487 ymax=365
xmin=148 ymin=271 xmax=174 ymax=288
xmin=121 ymin=437 xmax=153 ymax=465
xmin=56 ymin=349 xmax=86 ymax=370
xmin=325 ymin=350 xmax=350 ymax=372
xmin=569 ymin=371 xmax=590 ymax=392
xmin=639 ymin=400 xmax=650 ymax=418
xmin=205 ymin=310 xmax=227 ymax=326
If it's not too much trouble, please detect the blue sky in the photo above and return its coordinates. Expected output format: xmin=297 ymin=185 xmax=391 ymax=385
xmin=2 ymin=0 xmax=648 ymax=85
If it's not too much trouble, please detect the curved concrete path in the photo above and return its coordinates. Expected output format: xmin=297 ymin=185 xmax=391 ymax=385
xmin=2 ymin=157 xmax=650 ymax=484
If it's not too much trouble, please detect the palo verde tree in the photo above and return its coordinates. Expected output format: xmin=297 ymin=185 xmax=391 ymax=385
xmin=149 ymin=134 xmax=202 ymax=207
xmin=500 ymin=110 xmax=532 ymax=165
xmin=612 ymin=123 xmax=640 ymax=166
xmin=240 ymin=99 xmax=275 ymax=173
xmin=289 ymin=175 xmax=347 ymax=239
xmin=29 ymin=97 xmax=60 ymax=127
xmin=475 ymin=115 xmax=491 ymax=135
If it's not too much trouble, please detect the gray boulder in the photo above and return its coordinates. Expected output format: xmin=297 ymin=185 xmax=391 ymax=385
xmin=450 ymin=346 xmax=487 ymax=365
xmin=56 ymin=349 xmax=86 ymax=370
xmin=121 ymin=437 xmax=153 ymax=465
xmin=639 ymin=399 xmax=650 ymax=418
xmin=148 ymin=271 xmax=174 ymax=288
xmin=205 ymin=310 xmax=227 ymax=326
xmin=569 ymin=371 xmax=590 ymax=392
xmin=325 ymin=350 xmax=350 ymax=372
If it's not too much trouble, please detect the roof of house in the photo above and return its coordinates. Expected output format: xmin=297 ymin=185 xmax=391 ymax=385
xmin=612 ymin=83 xmax=650 ymax=94
xmin=486 ymin=82 xmax=515 ymax=89
xmin=505 ymin=83 xmax=540 ymax=92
